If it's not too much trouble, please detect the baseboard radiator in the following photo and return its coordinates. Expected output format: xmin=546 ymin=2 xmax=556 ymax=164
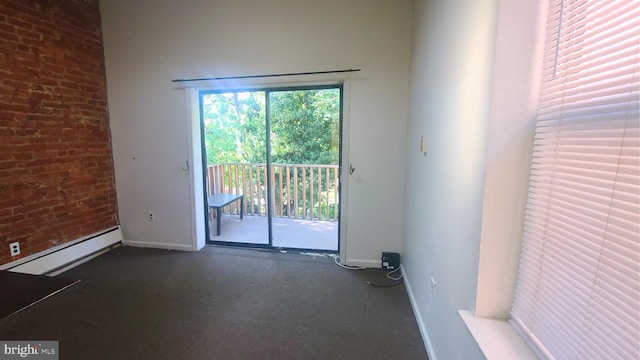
xmin=0 ymin=226 xmax=123 ymax=276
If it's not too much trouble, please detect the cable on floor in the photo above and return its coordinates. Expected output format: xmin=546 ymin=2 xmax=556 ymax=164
xmin=333 ymin=256 xmax=367 ymax=270
xmin=366 ymin=267 xmax=404 ymax=288
xmin=386 ymin=266 xmax=403 ymax=281
xmin=366 ymin=280 xmax=403 ymax=288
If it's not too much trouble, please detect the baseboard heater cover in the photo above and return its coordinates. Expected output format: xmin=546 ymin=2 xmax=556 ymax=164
xmin=0 ymin=226 xmax=123 ymax=275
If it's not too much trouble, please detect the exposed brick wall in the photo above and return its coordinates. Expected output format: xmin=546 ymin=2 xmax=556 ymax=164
xmin=0 ymin=0 xmax=118 ymax=265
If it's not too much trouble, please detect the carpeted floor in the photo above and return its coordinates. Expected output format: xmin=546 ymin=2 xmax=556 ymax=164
xmin=0 ymin=270 xmax=79 ymax=319
xmin=0 ymin=245 xmax=427 ymax=360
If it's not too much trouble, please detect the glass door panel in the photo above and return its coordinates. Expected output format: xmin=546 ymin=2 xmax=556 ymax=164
xmin=268 ymin=88 xmax=340 ymax=250
xmin=202 ymin=91 xmax=269 ymax=245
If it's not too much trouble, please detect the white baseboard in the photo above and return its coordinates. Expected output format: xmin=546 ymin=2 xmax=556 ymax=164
xmin=402 ymin=264 xmax=437 ymax=360
xmin=123 ymin=240 xmax=194 ymax=252
xmin=1 ymin=226 xmax=123 ymax=275
xmin=344 ymin=259 xmax=380 ymax=268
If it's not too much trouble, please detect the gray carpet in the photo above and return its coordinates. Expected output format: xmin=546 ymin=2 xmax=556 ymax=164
xmin=0 ymin=246 xmax=427 ymax=359
xmin=0 ymin=271 xmax=79 ymax=319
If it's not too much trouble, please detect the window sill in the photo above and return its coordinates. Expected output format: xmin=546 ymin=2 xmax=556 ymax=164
xmin=458 ymin=310 xmax=538 ymax=360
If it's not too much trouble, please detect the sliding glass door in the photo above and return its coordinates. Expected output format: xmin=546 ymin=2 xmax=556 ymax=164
xmin=200 ymin=86 xmax=341 ymax=251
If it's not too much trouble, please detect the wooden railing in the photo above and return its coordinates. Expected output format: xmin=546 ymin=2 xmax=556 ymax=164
xmin=207 ymin=163 xmax=339 ymax=221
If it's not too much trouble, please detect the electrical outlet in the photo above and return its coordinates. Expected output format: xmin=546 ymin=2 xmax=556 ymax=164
xmin=148 ymin=211 xmax=155 ymax=222
xmin=9 ymin=242 xmax=20 ymax=256
xmin=427 ymin=275 xmax=436 ymax=310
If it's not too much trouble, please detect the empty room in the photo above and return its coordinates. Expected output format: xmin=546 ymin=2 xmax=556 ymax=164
xmin=1 ymin=0 xmax=638 ymax=359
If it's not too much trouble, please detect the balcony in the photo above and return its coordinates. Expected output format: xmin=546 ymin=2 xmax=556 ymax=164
xmin=207 ymin=163 xmax=339 ymax=250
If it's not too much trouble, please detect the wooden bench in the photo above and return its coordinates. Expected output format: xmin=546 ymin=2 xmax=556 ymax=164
xmin=208 ymin=194 xmax=244 ymax=236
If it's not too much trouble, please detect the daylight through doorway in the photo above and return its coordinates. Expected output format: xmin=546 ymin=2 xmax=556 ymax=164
xmin=200 ymin=86 xmax=341 ymax=251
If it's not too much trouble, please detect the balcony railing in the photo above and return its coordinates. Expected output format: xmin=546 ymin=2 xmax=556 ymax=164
xmin=207 ymin=163 xmax=339 ymax=221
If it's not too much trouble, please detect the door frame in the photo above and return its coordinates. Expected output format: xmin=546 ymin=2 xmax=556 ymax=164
xmin=193 ymin=82 xmax=348 ymax=252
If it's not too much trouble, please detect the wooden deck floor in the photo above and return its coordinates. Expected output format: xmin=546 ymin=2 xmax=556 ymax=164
xmin=209 ymin=215 xmax=338 ymax=251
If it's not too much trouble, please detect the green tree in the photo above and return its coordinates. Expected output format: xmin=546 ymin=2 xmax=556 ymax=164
xmin=268 ymin=89 xmax=340 ymax=217
xmin=269 ymin=89 xmax=340 ymax=165
xmin=203 ymin=92 xmax=266 ymax=164
xmin=203 ymin=89 xmax=339 ymax=165
xmin=202 ymin=88 xmax=340 ymax=219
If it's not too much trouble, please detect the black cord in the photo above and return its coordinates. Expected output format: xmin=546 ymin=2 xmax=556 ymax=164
xmin=366 ymin=267 xmax=404 ymax=287
xmin=366 ymin=280 xmax=403 ymax=288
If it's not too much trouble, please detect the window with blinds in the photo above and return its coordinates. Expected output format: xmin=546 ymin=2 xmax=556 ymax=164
xmin=510 ymin=1 xmax=639 ymax=359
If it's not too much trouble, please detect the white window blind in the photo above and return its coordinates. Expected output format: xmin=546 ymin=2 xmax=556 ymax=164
xmin=511 ymin=0 xmax=640 ymax=359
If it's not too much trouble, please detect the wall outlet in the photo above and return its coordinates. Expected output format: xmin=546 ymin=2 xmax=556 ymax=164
xmin=148 ymin=211 xmax=155 ymax=222
xmin=427 ymin=275 xmax=436 ymax=310
xmin=9 ymin=242 xmax=20 ymax=256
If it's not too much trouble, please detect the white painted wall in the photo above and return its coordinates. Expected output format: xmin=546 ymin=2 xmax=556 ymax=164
xmin=402 ymin=0 xmax=498 ymax=359
xmin=402 ymin=0 xmax=545 ymax=359
xmin=99 ymin=0 xmax=412 ymax=262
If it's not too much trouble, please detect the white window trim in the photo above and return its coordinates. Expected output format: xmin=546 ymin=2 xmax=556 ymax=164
xmin=459 ymin=310 xmax=539 ymax=360
xmin=460 ymin=0 xmax=548 ymax=358
xmin=463 ymin=0 xmax=639 ymax=359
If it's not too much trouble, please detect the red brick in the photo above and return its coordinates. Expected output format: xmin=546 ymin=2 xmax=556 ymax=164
xmin=0 ymin=0 xmax=117 ymax=265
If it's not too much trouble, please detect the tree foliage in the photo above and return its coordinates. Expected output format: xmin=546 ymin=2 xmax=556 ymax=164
xmin=269 ymin=89 xmax=340 ymax=165
xmin=203 ymin=92 xmax=266 ymax=164
xmin=202 ymin=88 xmax=340 ymax=165
xmin=202 ymin=88 xmax=340 ymax=219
